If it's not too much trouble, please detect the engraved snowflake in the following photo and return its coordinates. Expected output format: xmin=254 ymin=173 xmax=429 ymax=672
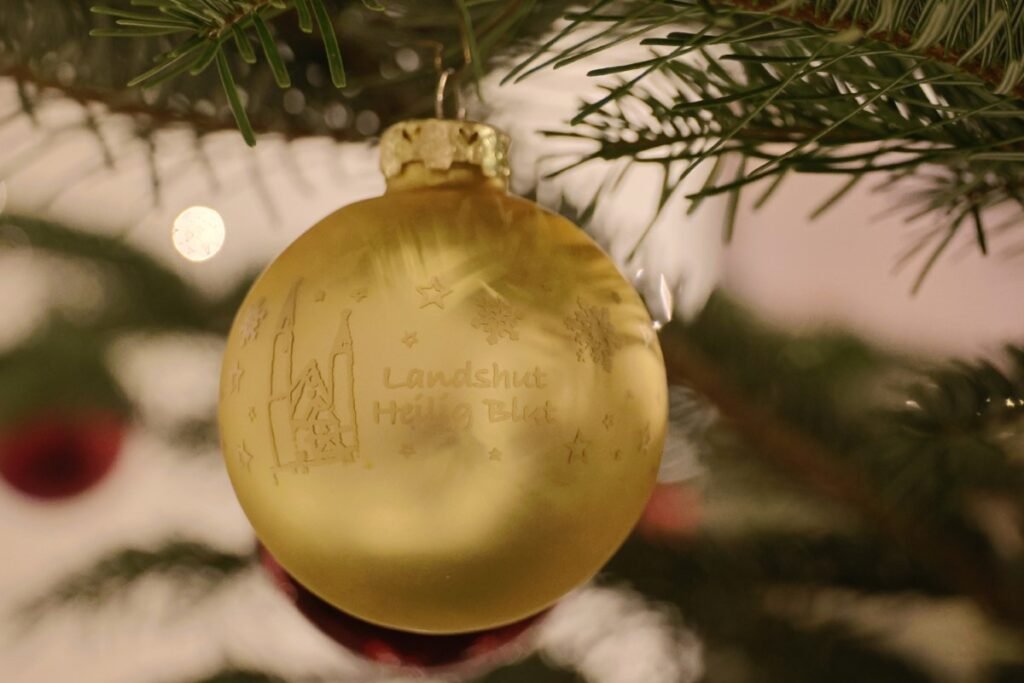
xmin=564 ymin=298 xmax=623 ymax=372
xmin=472 ymin=294 xmax=523 ymax=345
xmin=239 ymin=298 xmax=267 ymax=345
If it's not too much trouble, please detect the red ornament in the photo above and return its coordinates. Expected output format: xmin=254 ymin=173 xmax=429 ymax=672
xmin=259 ymin=546 xmax=543 ymax=671
xmin=636 ymin=482 xmax=703 ymax=540
xmin=0 ymin=412 xmax=124 ymax=500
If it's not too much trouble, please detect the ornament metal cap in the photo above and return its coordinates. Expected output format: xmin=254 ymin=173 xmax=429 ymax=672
xmin=380 ymin=119 xmax=511 ymax=182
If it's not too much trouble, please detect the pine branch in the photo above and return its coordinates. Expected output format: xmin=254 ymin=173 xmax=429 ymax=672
xmin=875 ymin=348 xmax=1024 ymax=511
xmin=1 ymin=214 xmax=247 ymax=333
xmin=0 ymin=320 xmax=131 ymax=427
xmin=168 ymin=669 xmax=364 ymax=683
xmin=182 ymin=671 xmax=286 ymax=683
xmin=479 ymin=656 xmax=587 ymax=683
xmin=901 ymin=349 xmax=1024 ymax=440
xmin=87 ymin=0 xmax=365 ymax=145
xmin=73 ymin=0 xmax=567 ymax=144
xmin=1 ymin=2 xmax=570 ymax=147
xmin=528 ymin=1 xmax=1024 ymax=285
xmin=0 ymin=60 xmax=351 ymax=143
xmin=605 ymin=537 xmax=939 ymax=683
xmin=716 ymin=0 xmax=1024 ymax=99
xmin=171 ymin=668 xmax=438 ymax=683
xmin=20 ymin=541 xmax=256 ymax=620
xmin=653 ymin=531 xmax=954 ymax=597
xmin=0 ymin=214 xmax=256 ymax=429
xmin=658 ymin=302 xmax=1024 ymax=635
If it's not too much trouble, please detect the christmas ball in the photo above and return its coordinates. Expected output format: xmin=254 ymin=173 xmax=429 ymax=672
xmin=259 ymin=545 xmax=542 ymax=670
xmin=636 ymin=483 xmax=703 ymax=541
xmin=219 ymin=119 xmax=667 ymax=634
xmin=0 ymin=411 xmax=124 ymax=500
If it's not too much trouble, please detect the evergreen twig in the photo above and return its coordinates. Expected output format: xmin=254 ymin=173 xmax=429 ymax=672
xmin=20 ymin=541 xmax=256 ymax=620
xmin=87 ymin=0 xmax=381 ymax=145
xmin=528 ymin=1 xmax=1024 ymax=286
xmin=655 ymin=325 xmax=1024 ymax=634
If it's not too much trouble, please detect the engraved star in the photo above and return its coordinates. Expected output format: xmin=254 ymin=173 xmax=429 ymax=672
xmin=417 ymin=277 xmax=452 ymax=310
xmin=401 ymin=331 xmax=419 ymax=348
xmin=603 ymin=414 xmax=614 ymax=429
xmin=351 ymin=288 xmax=369 ymax=302
xmin=229 ymin=362 xmax=244 ymax=394
xmin=565 ymin=429 xmax=590 ymax=464
xmin=248 ymin=407 xmax=257 ymax=422
xmin=314 ymin=290 xmax=326 ymax=302
xmin=400 ymin=444 xmax=416 ymax=458
xmin=236 ymin=443 xmax=254 ymax=472
xmin=489 ymin=447 xmax=503 ymax=461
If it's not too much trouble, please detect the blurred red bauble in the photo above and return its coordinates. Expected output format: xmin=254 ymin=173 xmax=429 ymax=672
xmin=259 ymin=546 xmax=543 ymax=671
xmin=636 ymin=482 xmax=703 ymax=540
xmin=0 ymin=412 xmax=125 ymax=500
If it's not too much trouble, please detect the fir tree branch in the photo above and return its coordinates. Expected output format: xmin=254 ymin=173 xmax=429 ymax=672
xmin=658 ymin=319 xmax=1024 ymax=634
xmin=715 ymin=0 xmax=1024 ymax=100
xmin=649 ymin=531 xmax=954 ymax=596
xmin=88 ymin=0 xmax=353 ymax=145
xmin=478 ymin=656 xmax=587 ymax=683
xmin=169 ymin=669 xmax=363 ymax=683
xmin=606 ymin=537 xmax=939 ymax=683
xmin=901 ymin=349 xmax=1024 ymax=441
xmin=2 ymin=214 xmax=220 ymax=332
xmin=0 ymin=321 xmax=132 ymax=427
xmin=0 ymin=65 xmax=327 ymax=140
xmin=182 ymin=671 xmax=286 ymax=683
xmin=1 ymin=2 xmax=572 ymax=147
xmin=74 ymin=0 xmax=568 ymax=144
xmin=20 ymin=541 xmax=257 ymax=620
xmin=173 ymin=668 xmax=449 ymax=683
xmin=529 ymin=1 xmax=1024 ymax=285
xmin=877 ymin=349 xmax=1024 ymax=509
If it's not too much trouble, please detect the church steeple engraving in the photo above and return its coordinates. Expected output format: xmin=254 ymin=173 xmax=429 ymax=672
xmin=268 ymin=281 xmax=359 ymax=473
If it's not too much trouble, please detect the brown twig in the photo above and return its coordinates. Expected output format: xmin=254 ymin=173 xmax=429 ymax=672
xmin=0 ymin=64 xmax=353 ymax=141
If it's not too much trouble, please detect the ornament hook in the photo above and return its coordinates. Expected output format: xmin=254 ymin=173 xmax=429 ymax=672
xmin=435 ymin=68 xmax=466 ymax=121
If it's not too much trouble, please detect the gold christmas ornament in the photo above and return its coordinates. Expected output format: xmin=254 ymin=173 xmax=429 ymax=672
xmin=219 ymin=119 xmax=667 ymax=634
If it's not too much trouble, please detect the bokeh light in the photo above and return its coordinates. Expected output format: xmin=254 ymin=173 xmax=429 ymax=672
xmin=172 ymin=206 xmax=225 ymax=262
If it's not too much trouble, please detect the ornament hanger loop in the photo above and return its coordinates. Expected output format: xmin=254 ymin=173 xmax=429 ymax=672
xmin=435 ymin=68 xmax=467 ymax=121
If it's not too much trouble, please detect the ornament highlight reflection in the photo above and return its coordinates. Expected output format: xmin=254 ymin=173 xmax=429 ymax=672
xmin=172 ymin=206 xmax=225 ymax=262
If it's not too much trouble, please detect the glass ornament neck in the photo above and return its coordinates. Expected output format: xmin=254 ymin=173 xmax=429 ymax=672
xmin=379 ymin=119 xmax=512 ymax=194
xmin=385 ymin=162 xmax=509 ymax=193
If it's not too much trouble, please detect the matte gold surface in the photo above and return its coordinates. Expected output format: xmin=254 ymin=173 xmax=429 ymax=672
xmin=219 ymin=164 xmax=667 ymax=634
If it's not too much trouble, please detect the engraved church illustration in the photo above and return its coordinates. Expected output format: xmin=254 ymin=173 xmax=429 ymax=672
xmin=269 ymin=283 xmax=360 ymax=471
